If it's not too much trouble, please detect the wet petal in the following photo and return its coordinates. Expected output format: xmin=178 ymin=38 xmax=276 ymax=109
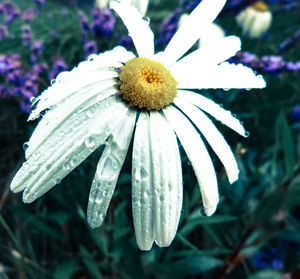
xmin=170 ymin=36 xmax=241 ymax=79
xmin=87 ymin=109 xmax=136 ymax=228
xmin=161 ymin=0 xmax=227 ymax=66
xmin=111 ymin=0 xmax=154 ymax=58
xmin=29 ymin=46 xmax=134 ymax=120
xmin=11 ymin=96 xmax=128 ymax=199
xmin=26 ymin=84 xmax=117 ymax=159
xmin=163 ymin=106 xmax=218 ymax=216
xmin=174 ymin=97 xmax=239 ymax=184
xmin=177 ymin=90 xmax=246 ymax=136
xmin=177 ymin=62 xmax=266 ymax=89
xmin=150 ymin=111 xmax=182 ymax=247
xmin=131 ymin=112 xmax=155 ymax=250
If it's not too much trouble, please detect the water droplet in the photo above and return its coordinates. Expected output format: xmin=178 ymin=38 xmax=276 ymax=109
xmin=30 ymin=97 xmax=36 ymax=103
xmin=45 ymin=164 xmax=51 ymax=170
xmin=86 ymin=110 xmax=94 ymax=118
xmin=223 ymin=88 xmax=230 ymax=91
xmin=23 ymin=142 xmax=29 ymax=150
xmin=85 ymin=136 xmax=95 ymax=148
xmin=142 ymin=16 xmax=150 ymax=24
xmin=245 ymin=88 xmax=251 ymax=91
xmin=51 ymin=79 xmax=56 ymax=85
xmin=55 ymin=178 xmax=61 ymax=184
xmin=140 ymin=167 xmax=148 ymax=179
xmin=103 ymin=190 xmax=108 ymax=197
xmin=244 ymin=131 xmax=250 ymax=137
xmin=140 ymin=198 xmax=146 ymax=204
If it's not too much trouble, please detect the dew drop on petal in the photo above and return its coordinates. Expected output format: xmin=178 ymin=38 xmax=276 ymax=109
xmin=85 ymin=136 xmax=95 ymax=148
xmin=51 ymin=79 xmax=56 ymax=85
xmin=55 ymin=178 xmax=61 ymax=184
xmin=23 ymin=142 xmax=29 ymax=150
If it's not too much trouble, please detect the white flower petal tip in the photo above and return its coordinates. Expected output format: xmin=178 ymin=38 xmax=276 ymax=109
xmin=110 ymin=0 xmax=154 ymax=58
xmin=161 ymin=0 xmax=227 ymax=65
xmin=204 ymin=205 xmax=217 ymax=216
xmin=228 ymin=170 xmax=239 ymax=184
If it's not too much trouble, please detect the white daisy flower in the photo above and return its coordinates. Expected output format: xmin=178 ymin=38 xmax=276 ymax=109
xmin=236 ymin=1 xmax=272 ymax=38
xmin=10 ymin=0 xmax=266 ymax=250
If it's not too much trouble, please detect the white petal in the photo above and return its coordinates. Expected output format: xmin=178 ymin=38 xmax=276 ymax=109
xmin=87 ymin=109 xmax=136 ymax=228
xmin=161 ymin=0 xmax=227 ymax=66
xmin=174 ymin=97 xmax=239 ymax=184
xmin=110 ymin=0 xmax=154 ymax=58
xmin=130 ymin=0 xmax=148 ymax=16
xmin=198 ymin=23 xmax=225 ymax=47
xmin=29 ymin=47 xmax=134 ymax=120
xmin=26 ymin=83 xmax=117 ymax=159
xmin=149 ymin=111 xmax=182 ymax=247
xmin=170 ymin=36 xmax=241 ymax=79
xmin=131 ymin=112 xmax=155 ymax=250
xmin=163 ymin=106 xmax=218 ymax=216
xmin=11 ymin=96 xmax=128 ymax=200
xmin=177 ymin=90 xmax=246 ymax=136
xmin=177 ymin=62 xmax=266 ymax=89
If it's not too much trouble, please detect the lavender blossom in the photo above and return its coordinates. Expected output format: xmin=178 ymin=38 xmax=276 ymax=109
xmin=22 ymin=25 xmax=32 ymax=46
xmin=291 ymin=105 xmax=300 ymax=120
xmin=84 ymin=41 xmax=98 ymax=59
xmin=22 ymin=8 xmax=39 ymax=23
xmin=92 ymin=7 xmax=115 ymax=38
xmin=33 ymin=0 xmax=45 ymax=6
xmin=49 ymin=57 xmax=68 ymax=80
xmin=0 ymin=25 xmax=9 ymax=41
xmin=229 ymin=51 xmax=300 ymax=74
xmin=31 ymin=40 xmax=44 ymax=63
xmin=156 ymin=8 xmax=182 ymax=47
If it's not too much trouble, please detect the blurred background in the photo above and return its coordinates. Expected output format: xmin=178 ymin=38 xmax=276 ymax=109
xmin=0 ymin=0 xmax=299 ymax=278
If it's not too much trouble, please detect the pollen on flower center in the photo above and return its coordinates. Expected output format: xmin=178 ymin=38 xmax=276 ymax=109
xmin=118 ymin=57 xmax=178 ymax=110
xmin=251 ymin=1 xmax=269 ymax=12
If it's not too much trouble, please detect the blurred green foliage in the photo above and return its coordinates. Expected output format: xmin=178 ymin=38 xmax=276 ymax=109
xmin=0 ymin=0 xmax=300 ymax=278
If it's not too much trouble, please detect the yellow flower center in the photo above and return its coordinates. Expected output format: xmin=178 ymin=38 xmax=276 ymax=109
xmin=118 ymin=57 xmax=178 ymax=110
xmin=251 ymin=1 xmax=268 ymax=12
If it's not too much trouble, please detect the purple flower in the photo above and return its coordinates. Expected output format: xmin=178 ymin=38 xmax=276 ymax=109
xmin=286 ymin=61 xmax=300 ymax=71
xmin=31 ymin=40 xmax=44 ymax=63
xmin=49 ymin=57 xmax=68 ymax=80
xmin=0 ymin=25 xmax=9 ymax=41
xmin=33 ymin=0 xmax=45 ymax=6
xmin=78 ymin=11 xmax=90 ymax=33
xmin=84 ymin=40 xmax=98 ymax=59
xmin=91 ymin=4 xmax=101 ymax=20
xmin=22 ymin=8 xmax=39 ymax=23
xmin=92 ymin=7 xmax=115 ymax=38
xmin=22 ymin=25 xmax=32 ymax=46
xmin=254 ymin=249 xmax=284 ymax=270
xmin=261 ymin=55 xmax=285 ymax=74
xmin=119 ymin=35 xmax=134 ymax=49
xmin=291 ymin=106 xmax=300 ymax=120
xmin=156 ymin=8 xmax=181 ymax=47
xmin=1 ymin=1 xmax=20 ymax=24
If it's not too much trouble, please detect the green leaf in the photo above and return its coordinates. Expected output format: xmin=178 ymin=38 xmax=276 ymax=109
xmin=80 ymin=246 xmax=104 ymax=279
xmin=150 ymin=256 xmax=223 ymax=277
xmin=252 ymin=191 xmax=285 ymax=225
xmin=53 ymin=259 xmax=81 ymax=279
xmin=250 ymin=269 xmax=281 ymax=279
xmin=280 ymin=111 xmax=295 ymax=179
xmin=285 ymin=185 xmax=300 ymax=210
xmin=181 ymin=215 xmax=237 ymax=236
xmin=279 ymin=230 xmax=300 ymax=244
